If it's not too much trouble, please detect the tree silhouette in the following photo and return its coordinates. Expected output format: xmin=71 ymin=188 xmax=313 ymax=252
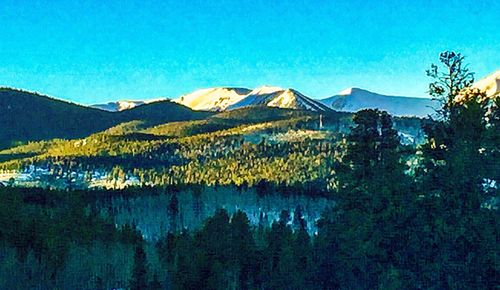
xmin=426 ymin=51 xmax=474 ymax=119
xmin=130 ymin=245 xmax=148 ymax=290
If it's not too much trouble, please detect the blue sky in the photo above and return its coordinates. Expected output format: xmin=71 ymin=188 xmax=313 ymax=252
xmin=0 ymin=0 xmax=499 ymax=104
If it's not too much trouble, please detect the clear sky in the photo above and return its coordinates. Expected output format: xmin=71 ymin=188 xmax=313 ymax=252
xmin=0 ymin=0 xmax=499 ymax=104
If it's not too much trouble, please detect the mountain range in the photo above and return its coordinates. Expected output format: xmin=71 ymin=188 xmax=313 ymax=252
xmin=227 ymin=86 xmax=333 ymax=112
xmin=319 ymin=87 xmax=439 ymax=117
xmin=96 ymin=86 xmax=442 ymax=116
xmin=1 ymin=70 xmax=497 ymax=149
xmin=173 ymin=85 xmax=438 ymax=116
xmin=102 ymin=70 xmax=499 ymax=116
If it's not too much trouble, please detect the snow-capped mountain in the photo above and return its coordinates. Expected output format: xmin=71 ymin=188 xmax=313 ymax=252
xmin=90 ymin=70 xmax=499 ymax=115
xmin=92 ymin=101 xmax=145 ymax=112
xmin=473 ymin=70 xmax=500 ymax=97
xmin=91 ymin=98 xmax=168 ymax=112
xmin=174 ymin=87 xmax=251 ymax=111
xmin=228 ymin=86 xmax=332 ymax=112
xmin=319 ymin=88 xmax=439 ymax=117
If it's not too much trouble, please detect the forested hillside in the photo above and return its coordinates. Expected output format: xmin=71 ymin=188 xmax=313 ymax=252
xmin=0 ymin=107 xmax=340 ymax=188
xmin=0 ymin=88 xmax=210 ymax=149
xmin=0 ymin=105 xmax=424 ymax=191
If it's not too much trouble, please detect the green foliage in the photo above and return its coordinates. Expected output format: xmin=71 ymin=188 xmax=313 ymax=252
xmin=158 ymin=208 xmax=315 ymax=290
xmin=146 ymin=106 xmax=320 ymax=137
xmin=414 ymin=63 xmax=499 ymax=288
xmin=321 ymin=109 xmax=415 ymax=289
xmin=426 ymin=51 xmax=475 ymax=118
xmin=0 ymin=101 xmax=424 ymax=192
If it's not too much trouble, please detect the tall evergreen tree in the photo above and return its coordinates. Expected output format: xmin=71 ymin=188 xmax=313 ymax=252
xmin=326 ymin=109 xmax=414 ymax=288
xmin=426 ymin=51 xmax=475 ymax=119
xmin=168 ymin=192 xmax=179 ymax=232
xmin=418 ymin=52 xmax=499 ymax=288
xmin=229 ymin=210 xmax=257 ymax=289
xmin=130 ymin=245 xmax=148 ymax=290
xmin=293 ymin=205 xmax=307 ymax=231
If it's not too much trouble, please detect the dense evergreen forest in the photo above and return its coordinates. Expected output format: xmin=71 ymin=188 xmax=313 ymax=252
xmin=0 ymin=52 xmax=498 ymax=289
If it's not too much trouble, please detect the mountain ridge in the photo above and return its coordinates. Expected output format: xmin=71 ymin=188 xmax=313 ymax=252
xmin=91 ymin=98 xmax=169 ymax=112
xmin=3 ymin=70 xmax=498 ymax=149
xmin=319 ymin=87 xmax=438 ymax=117
xmin=0 ymin=88 xmax=209 ymax=149
xmin=228 ymin=86 xmax=332 ymax=112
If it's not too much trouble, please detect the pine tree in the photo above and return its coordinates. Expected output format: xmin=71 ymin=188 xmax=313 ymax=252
xmin=330 ymin=109 xmax=412 ymax=288
xmin=426 ymin=51 xmax=474 ymax=119
xmin=229 ymin=210 xmax=257 ymax=289
xmin=130 ymin=245 xmax=148 ymax=290
xmin=292 ymin=205 xmax=307 ymax=231
xmin=168 ymin=192 xmax=179 ymax=232
xmin=416 ymin=52 xmax=499 ymax=288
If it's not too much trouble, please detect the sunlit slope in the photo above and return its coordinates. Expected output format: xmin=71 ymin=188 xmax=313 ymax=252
xmin=174 ymin=87 xmax=251 ymax=111
xmin=228 ymin=87 xmax=332 ymax=112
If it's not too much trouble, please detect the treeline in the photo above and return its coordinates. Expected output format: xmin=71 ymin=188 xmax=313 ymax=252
xmin=0 ymin=179 xmax=496 ymax=289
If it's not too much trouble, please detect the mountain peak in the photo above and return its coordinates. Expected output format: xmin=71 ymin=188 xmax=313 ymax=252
xmin=174 ymin=87 xmax=251 ymax=111
xmin=319 ymin=88 xmax=438 ymax=117
xmin=338 ymin=87 xmax=369 ymax=95
xmin=229 ymin=86 xmax=331 ymax=112
xmin=250 ymin=86 xmax=284 ymax=95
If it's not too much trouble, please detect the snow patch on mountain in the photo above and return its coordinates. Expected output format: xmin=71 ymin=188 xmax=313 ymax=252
xmin=229 ymin=86 xmax=331 ymax=112
xmin=227 ymin=86 xmax=282 ymax=108
xmin=90 ymin=70 xmax=499 ymax=115
xmin=319 ymin=88 xmax=438 ymax=117
xmin=174 ymin=87 xmax=251 ymax=111
xmin=91 ymin=98 xmax=167 ymax=112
